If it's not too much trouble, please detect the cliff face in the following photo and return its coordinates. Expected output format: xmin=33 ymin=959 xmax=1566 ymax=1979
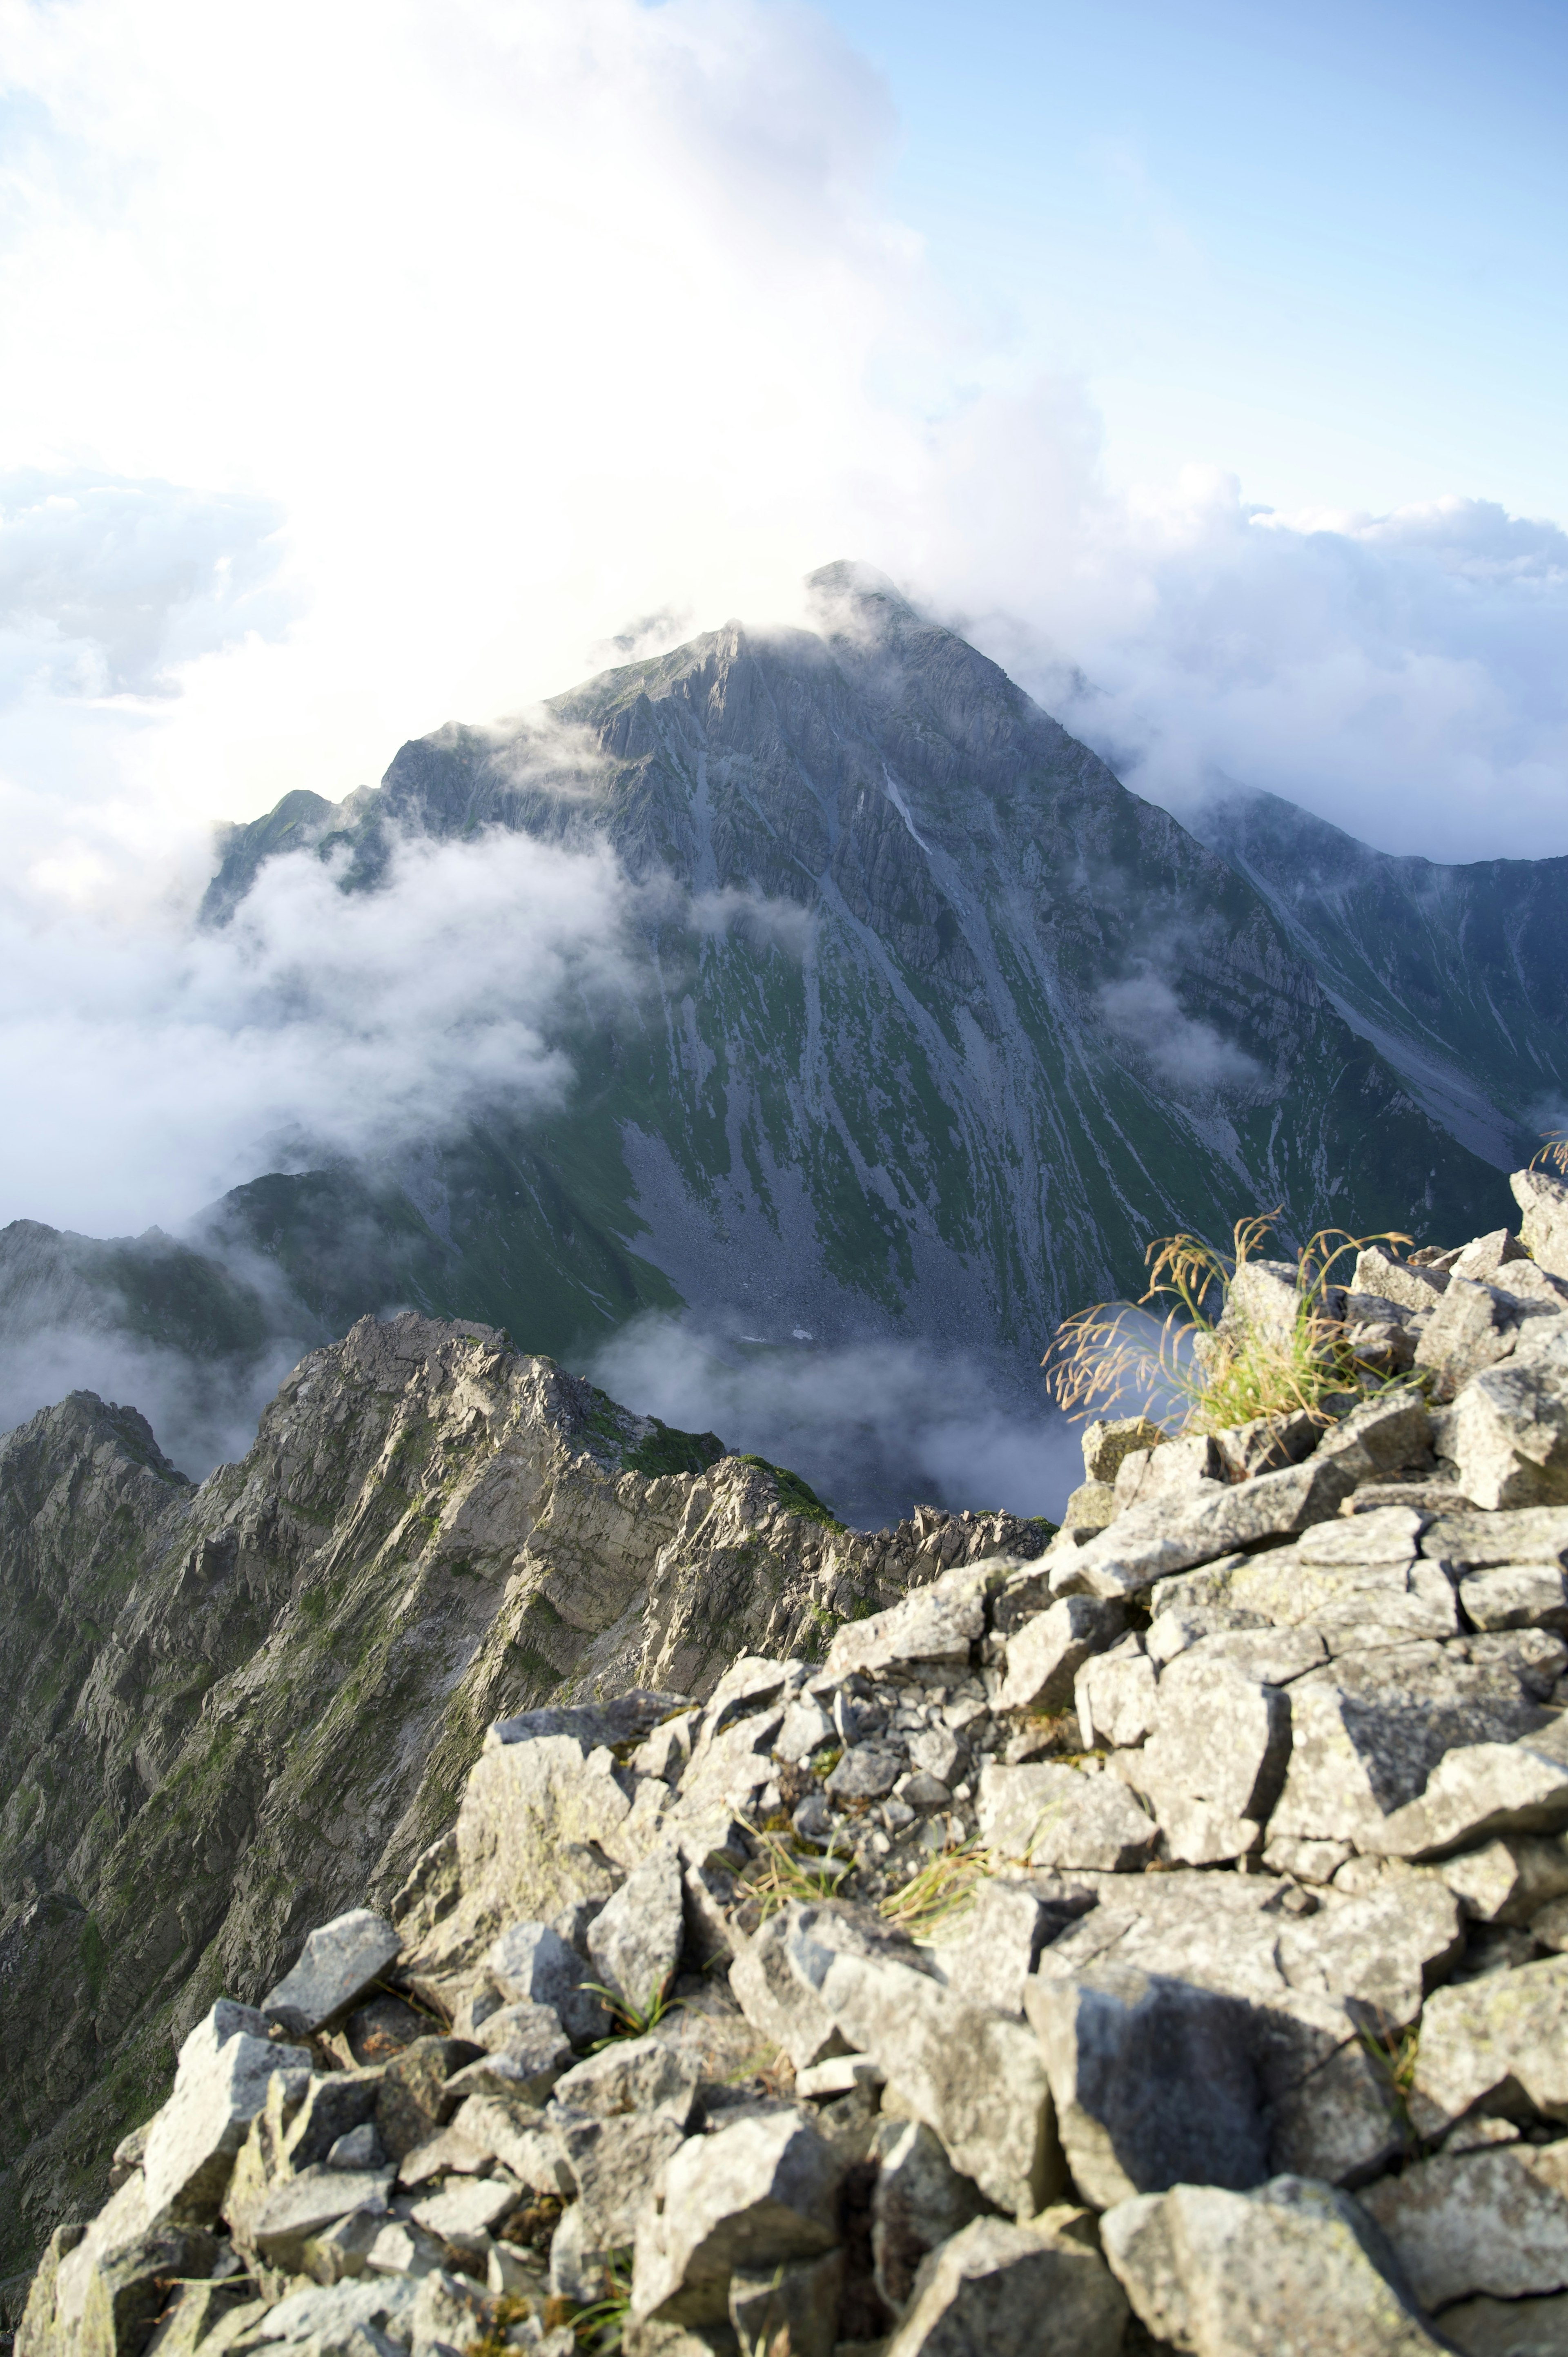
xmin=0 ymin=1313 xmax=1041 ymax=2288
xmin=1189 ymin=783 xmax=1568 ymax=1169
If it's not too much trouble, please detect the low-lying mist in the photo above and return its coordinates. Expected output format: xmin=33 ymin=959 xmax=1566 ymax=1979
xmin=584 ymin=1312 xmax=1085 ymax=1531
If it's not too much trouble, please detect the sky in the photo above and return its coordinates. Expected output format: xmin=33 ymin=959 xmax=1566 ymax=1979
xmin=0 ymin=0 xmax=1564 ymax=1501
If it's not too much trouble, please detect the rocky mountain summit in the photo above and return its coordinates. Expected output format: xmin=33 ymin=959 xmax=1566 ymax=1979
xmin=18 ymin=1162 xmax=1568 ymax=2356
xmin=0 ymin=1317 xmax=1041 ymax=2308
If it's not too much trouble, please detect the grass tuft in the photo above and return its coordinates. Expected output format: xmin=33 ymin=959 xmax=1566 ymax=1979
xmin=1043 ymin=1214 xmax=1419 ymax=1436
xmin=736 ymin=1819 xmax=854 ymax=1921
xmin=878 ymin=1840 xmax=990 ymax=1939
xmin=582 ymin=1977 xmax=684 ymax=2044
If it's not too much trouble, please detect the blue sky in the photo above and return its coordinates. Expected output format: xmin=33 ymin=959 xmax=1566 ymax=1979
xmin=819 ymin=0 xmax=1568 ymax=522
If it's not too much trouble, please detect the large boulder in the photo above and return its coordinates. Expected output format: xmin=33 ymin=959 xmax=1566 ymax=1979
xmin=1102 ymin=2173 xmax=1447 ymax=2355
xmin=1410 ymin=1956 xmax=1568 ymax=2132
xmin=1513 ymin=1168 xmax=1568 ymax=1282
xmin=976 ymin=1762 xmax=1158 ymax=1873
xmin=142 ymin=2002 xmax=311 ymax=2221
xmin=1444 ymin=1340 xmax=1568 ymax=1511
xmin=1359 ymin=2143 xmax=1568 ymax=2311
xmin=629 ymin=2110 xmax=844 ymax=2327
xmin=1023 ymin=1968 xmax=1269 ymax=2209
xmin=883 ymin=2213 xmax=1128 ymax=2357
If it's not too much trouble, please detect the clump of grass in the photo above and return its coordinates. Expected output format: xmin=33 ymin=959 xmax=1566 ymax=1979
xmin=1535 ymin=1131 xmax=1568 ymax=1178
xmin=583 ymin=1978 xmax=685 ymax=2044
xmin=736 ymin=1820 xmax=853 ymax=1921
xmin=878 ymin=1840 xmax=991 ymax=1940
xmin=1356 ymin=2013 xmax=1424 ymax=2151
xmin=564 ymin=2250 xmax=635 ymax=2351
xmin=1044 ymin=1214 xmax=1417 ymax=1436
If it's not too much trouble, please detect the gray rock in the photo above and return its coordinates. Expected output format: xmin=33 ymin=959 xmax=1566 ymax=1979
xmin=1133 ymin=1654 xmax=1291 ymax=1851
xmin=450 ymin=2096 xmax=572 ymax=2192
xmin=1422 ymin=1508 xmax=1568 ymax=1572
xmin=1354 ymin=1248 xmax=1449 ymax=1313
xmin=870 ymin=2118 xmax=986 ymax=2314
xmin=901 ymin=1771 xmax=953 ymax=1810
xmin=1366 ymin=1743 xmax=1568 ymax=1862
xmin=1445 ymin=1344 xmax=1568 ymax=1512
xmin=251 ymin=2163 xmax=395 ymax=2271
xmin=728 ymin=2250 xmax=843 ymax=2357
xmin=1437 ymin=1834 xmax=1568 ymax=1925
xmin=550 ymin=2034 xmax=700 ymax=2127
xmin=1160 ymin=1508 xmax=1457 ymax=1645
xmin=327 ymin=2122 xmax=385 ymax=2170
xmin=909 ymin=1724 xmax=962 ymax=1784
xmin=1412 ymin=1955 xmax=1568 ymax=2130
xmin=1214 ymin=1410 xmax=1322 ymax=1482
xmin=488 ymin=1920 xmax=608 ymax=2047
xmin=976 ymin=1762 xmax=1158 ymax=1873
xmin=1316 ymin=1391 xmax=1435 ymax=1483
xmin=1183 ymin=1626 xmax=1329 ymax=1685
xmin=1265 ymin=2030 xmax=1410 ymax=2187
xmin=825 ymin=1577 xmax=987 ymax=1680
xmin=1075 ymin=1638 xmax=1158 ymax=1750
xmin=423 ymin=1734 xmax=631 ymax=1975
xmin=883 ymin=2213 xmax=1129 ymax=2357
xmin=1462 ymin=1564 xmax=1568 ymax=1631
xmin=142 ymin=2002 xmax=312 ymax=2221
xmin=935 ymin=1880 xmax=1061 ymax=2017
xmin=237 ymin=2274 xmax=420 ymax=2342
xmin=1113 ymin=1432 xmax=1223 ymax=1512
xmin=1053 ymin=1454 xmax=1358 ymax=1603
xmin=827 ymin=1744 xmax=907 ymax=1801
xmin=1024 ymin=1966 xmax=1267 ymax=2208
xmin=261 ymin=1910 xmax=402 ymax=2037
xmin=410 ymin=2266 xmax=494 ymax=2356
xmin=1060 ymin=1479 xmax=1120 ymax=1533
xmin=1083 ymin=1418 xmax=1170 ymax=1485
xmin=1414 ymin=1275 xmax=1536 ymax=1400
xmin=587 ymin=1847 xmax=686 ymax=2014
xmin=1102 ymin=2172 xmax=1446 ymax=2355
xmin=998 ymin=1597 xmax=1127 ymax=1714
xmin=730 ymin=1900 xmax=933 ymax=2072
xmin=364 ymin=2216 xmax=447 ymax=2280
xmin=775 ymin=1696 xmax=834 ymax=1764
xmin=1359 ymin=2143 xmax=1568 ymax=2311
xmin=803 ymin=1938 xmax=1061 ymax=2216
xmin=1436 ymin=2288 xmax=1568 ymax=2354
xmin=550 ymin=2107 xmax=687 ymax=2246
xmin=629 ymin=2109 xmax=843 ymax=2326
xmin=1452 ymin=1231 xmax=1530 ymax=1283
xmin=1515 ymin=1169 xmax=1568 ymax=1282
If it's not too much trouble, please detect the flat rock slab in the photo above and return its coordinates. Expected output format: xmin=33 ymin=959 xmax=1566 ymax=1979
xmin=1024 ymin=1967 xmax=1268 ymax=2209
xmin=261 ymin=1909 xmax=402 ymax=2036
xmin=1359 ymin=2143 xmax=1568 ymax=2310
xmin=1102 ymin=2173 xmax=1448 ymax=2355
xmin=825 ymin=1577 xmax=987 ymax=1680
xmin=977 ymin=1762 xmax=1158 ymax=1873
xmin=1412 ymin=1954 xmax=1568 ymax=2130
xmin=884 ymin=2214 xmax=1128 ymax=2357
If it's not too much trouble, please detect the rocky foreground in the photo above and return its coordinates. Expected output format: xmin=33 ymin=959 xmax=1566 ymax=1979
xmin=15 ymin=1163 xmax=1568 ymax=2356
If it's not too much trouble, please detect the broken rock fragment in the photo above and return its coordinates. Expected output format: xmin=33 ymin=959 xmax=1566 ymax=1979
xmin=142 ymin=2001 xmax=312 ymax=2221
xmin=629 ymin=2109 xmax=844 ymax=2326
xmin=261 ymin=1909 xmax=402 ymax=2037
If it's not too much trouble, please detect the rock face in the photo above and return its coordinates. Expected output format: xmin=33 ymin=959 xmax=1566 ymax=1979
xmin=16 ymin=1173 xmax=1568 ymax=2354
xmin=0 ymin=1314 xmax=1039 ymax=2298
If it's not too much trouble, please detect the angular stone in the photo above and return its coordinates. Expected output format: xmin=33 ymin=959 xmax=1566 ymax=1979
xmin=450 ymin=2094 xmax=572 ymax=2192
xmin=1054 ymin=1454 xmax=1358 ymax=1603
xmin=998 ymin=1597 xmax=1126 ymax=1715
xmin=364 ymin=2217 xmax=446 ymax=2279
xmin=1422 ymin=1508 xmax=1568 ymax=1571
xmin=730 ymin=1900 xmax=933 ymax=2072
xmin=409 ymin=2173 xmax=520 ymax=2249
xmin=1463 ymin=1563 xmax=1568 ymax=1632
xmin=1515 ymin=1168 xmax=1568 ymax=1282
xmin=1316 ymin=1391 xmax=1435 ymax=1483
xmin=1134 ymin=1653 xmax=1290 ymax=1831
xmin=1263 ymin=1835 xmax=1354 ymax=1884
xmin=376 ymin=2036 xmax=483 ymax=2161
xmin=630 ymin=2109 xmax=843 ymax=2326
xmin=1273 ymin=1879 xmax=1464 ymax=2031
xmin=488 ymin=1920 xmax=608 ymax=2048
xmin=551 ymin=2106 xmax=687 ymax=2246
xmin=488 ymin=1689 xmax=692 ymax=1753
xmin=587 ymin=1846 xmax=685 ymax=2014
xmin=1214 ymin=1410 xmax=1322 ymax=1483
xmin=398 ymin=2122 xmax=490 ymax=2187
xmin=142 ymin=2002 xmax=312 ymax=2221
xmin=977 ymin=1762 xmax=1158 ymax=1874
xmin=1452 ymin=1230 xmax=1529 ymax=1283
xmin=1083 ymin=1418 xmax=1170 ymax=1485
xmin=1075 ymin=1639 xmax=1157 ymax=1750
xmin=1360 ymin=2143 xmax=1568 ymax=2310
xmin=410 ymin=2268 xmax=497 ymax=2356
xmin=884 ymin=2214 xmax=1129 ymax=2357
xmin=1412 ymin=1956 xmax=1568 ymax=2130
xmin=1269 ymin=1649 xmax=1553 ymax=1851
xmin=935 ymin=1880 xmax=1062 ymax=2018
xmin=1438 ymin=1833 xmax=1568 ymax=1924
xmin=826 ymin=1743 xmax=906 ymax=1801
xmin=802 ymin=1939 xmax=1061 ymax=2217
xmin=1161 ymin=1508 xmax=1458 ymax=1645
xmin=428 ymin=1735 xmax=632 ymax=1972
xmin=1446 ymin=1346 xmax=1568 ymax=1511
xmin=1102 ymin=2174 xmax=1445 ymax=2354
xmin=1437 ymin=2289 xmax=1568 ymax=2354
xmin=1113 ymin=1432 xmax=1223 ymax=1511
xmin=1060 ymin=1480 xmax=1119 ymax=1532
xmin=238 ymin=2274 xmax=420 ymax=2344
xmin=551 ymin=2034 xmax=700 ymax=2127
xmin=1354 ymin=1247 xmax=1448 ymax=1313
xmin=823 ymin=1574 xmax=989 ymax=1681
xmin=869 ymin=2118 xmax=986 ymax=2314
xmin=729 ymin=2249 xmax=844 ymax=2357
xmin=1414 ymin=1274 xmax=1533 ymax=1400
xmin=1024 ymin=1967 xmax=1267 ymax=2208
xmin=1368 ymin=1744 xmax=1568 ymax=1862
xmin=1265 ymin=2030 xmax=1410 ymax=2188
xmin=261 ymin=1910 xmax=402 ymax=2037
xmin=251 ymin=2163 xmax=395 ymax=2271
xmin=775 ymin=1696 xmax=834 ymax=1765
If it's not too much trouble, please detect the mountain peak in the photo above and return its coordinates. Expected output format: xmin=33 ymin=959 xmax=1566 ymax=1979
xmin=804 ymin=557 xmax=920 ymax=631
